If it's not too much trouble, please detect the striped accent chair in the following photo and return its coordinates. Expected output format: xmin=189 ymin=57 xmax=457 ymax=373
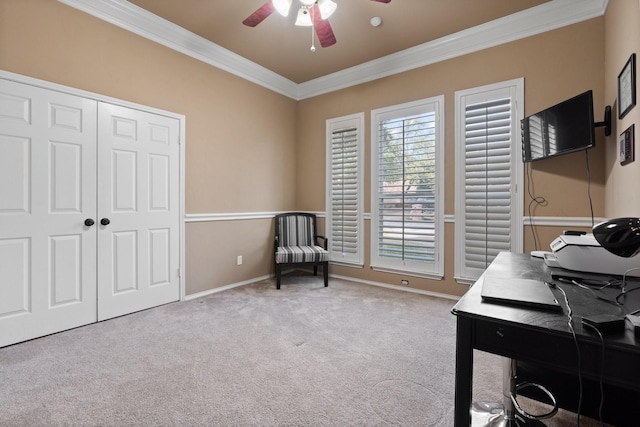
xmin=274 ymin=212 xmax=329 ymax=289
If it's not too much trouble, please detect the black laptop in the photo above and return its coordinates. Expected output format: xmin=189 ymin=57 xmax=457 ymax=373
xmin=480 ymin=277 xmax=563 ymax=312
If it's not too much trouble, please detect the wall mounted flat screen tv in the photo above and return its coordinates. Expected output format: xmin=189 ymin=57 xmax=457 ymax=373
xmin=521 ymin=90 xmax=595 ymax=162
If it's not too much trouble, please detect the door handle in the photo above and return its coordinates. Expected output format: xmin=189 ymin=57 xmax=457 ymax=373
xmin=100 ymin=218 xmax=111 ymax=226
xmin=84 ymin=218 xmax=95 ymax=227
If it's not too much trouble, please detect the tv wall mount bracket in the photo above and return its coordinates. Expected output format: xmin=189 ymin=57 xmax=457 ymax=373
xmin=594 ymin=105 xmax=612 ymax=136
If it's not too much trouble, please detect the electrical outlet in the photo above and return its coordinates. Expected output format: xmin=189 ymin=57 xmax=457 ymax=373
xmin=401 ymin=279 xmax=409 ymax=286
xmin=237 ymin=255 xmax=242 ymax=265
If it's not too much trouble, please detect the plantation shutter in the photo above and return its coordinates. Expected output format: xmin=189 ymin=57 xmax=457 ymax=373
xmin=330 ymin=127 xmax=360 ymax=262
xmin=463 ymin=98 xmax=513 ymax=271
xmin=377 ymin=112 xmax=436 ymax=263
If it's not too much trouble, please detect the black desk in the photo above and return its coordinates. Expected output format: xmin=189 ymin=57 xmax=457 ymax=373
xmin=452 ymin=252 xmax=640 ymax=426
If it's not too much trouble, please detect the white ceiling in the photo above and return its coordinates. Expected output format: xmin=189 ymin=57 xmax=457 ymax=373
xmin=58 ymin=0 xmax=608 ymax=99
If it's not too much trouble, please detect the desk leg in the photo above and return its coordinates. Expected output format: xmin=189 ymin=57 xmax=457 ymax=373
xmin=454 ymin=316 xmax=473 ymax=427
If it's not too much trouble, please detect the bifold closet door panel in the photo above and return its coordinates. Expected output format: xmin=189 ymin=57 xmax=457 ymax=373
xmin=0 ymin=77 xmax=182 ymax=346
xmin=97 ymin=103 xmax=180 ymax=321
xmin=0 ymin=79 xmax=98 ymax=347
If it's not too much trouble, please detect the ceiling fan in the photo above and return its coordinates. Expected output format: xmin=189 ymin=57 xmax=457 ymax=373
xmin=242 ymin=0 xmax=392 ymax=50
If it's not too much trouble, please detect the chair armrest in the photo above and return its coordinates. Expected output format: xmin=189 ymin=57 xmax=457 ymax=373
xmin=316 ymin=235 xmax=328 ymax=250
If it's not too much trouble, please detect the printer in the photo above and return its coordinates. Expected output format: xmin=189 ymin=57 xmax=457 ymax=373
xmin=548 ymin=233 xmax=640 ymax=277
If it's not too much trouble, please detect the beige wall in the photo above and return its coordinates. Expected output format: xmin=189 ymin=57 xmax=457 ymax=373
xmin=296 ymin=19 xmax=606 ymax=296
xmin=1 ymin=0 xmax=632 ymax=298
xmin=0 ymin=0 xmax=297 ymax=295
xmin=604 ymin=0 xmax=640 ymax=217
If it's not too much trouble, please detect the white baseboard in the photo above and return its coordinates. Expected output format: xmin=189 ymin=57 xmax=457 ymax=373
xmin=184 ymin=274 xmax=273 ymax=300
xmin=184 ymin=269 xmax=460 ymax=302
xmin=329 ymin=273 xmax=460 ymax=301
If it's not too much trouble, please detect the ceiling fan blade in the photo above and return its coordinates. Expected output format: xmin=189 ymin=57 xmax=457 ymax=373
xmin=312 ymin=5 xmax=336 ymax=48
xmin=371 ymin=0 xmax=391 ymax=3
xmin=242 ymin=2 xmax=275 ymax=27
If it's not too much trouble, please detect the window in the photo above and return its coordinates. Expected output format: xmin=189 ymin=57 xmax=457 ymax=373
xmin=371 ymin=97 xmax=444 ymax=278
xmin=454 ymin=79 xmax=524 ymax=282
xmin=326 ymin=113 xmax=364 ymax=266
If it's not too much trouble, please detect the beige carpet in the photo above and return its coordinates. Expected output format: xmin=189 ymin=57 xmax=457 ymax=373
xmin=0 ymin=273 xmax=606 ymax=426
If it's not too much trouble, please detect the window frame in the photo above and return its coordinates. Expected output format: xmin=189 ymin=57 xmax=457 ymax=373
xmin=325 ymin=112 xmax=365 ymax=267
xmin=370 ymin=96 xmax=445 ymax=279
xmin=454 ymin=78 xmax=524 ymax=283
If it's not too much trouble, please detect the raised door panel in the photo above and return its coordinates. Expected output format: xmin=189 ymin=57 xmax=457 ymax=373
xmin=112 ymin=230 xmax=138 ymax=294
xmin=0 ymin=238 xmax=30 ymax=317
xmin=0 ymin=134 xmax=30 ymax=213
xmin=97 ymin=103 xmax=180 ymax=321
xmin=0 ymin=79 xmax=97 ymax=347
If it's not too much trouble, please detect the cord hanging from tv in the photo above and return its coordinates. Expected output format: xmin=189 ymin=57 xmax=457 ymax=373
xmin=521 ymin=90 xmax=611 ymax=162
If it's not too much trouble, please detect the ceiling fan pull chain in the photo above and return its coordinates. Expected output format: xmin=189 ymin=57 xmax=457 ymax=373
xmin=310 ymin=6 xmax=316 ymax=52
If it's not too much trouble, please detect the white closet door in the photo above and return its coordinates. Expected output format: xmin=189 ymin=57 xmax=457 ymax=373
xmin=97 ymin=103 xmax=180 ymax=321
xmin=0 ymin=79 xmax=98 ymax=347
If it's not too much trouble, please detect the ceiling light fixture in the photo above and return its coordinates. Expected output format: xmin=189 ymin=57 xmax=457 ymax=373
xmin=242 ymin=0 xmax=391 ymax=51
xmin=294 ymin=0 xmax=336 ymax=26
xmin=272 ymin=0 xmax=293 ymax=17
xmin=317 ymin=0 xmax=337 ymax=20
xmin=295 ymin=6 xmax=313 ymax=26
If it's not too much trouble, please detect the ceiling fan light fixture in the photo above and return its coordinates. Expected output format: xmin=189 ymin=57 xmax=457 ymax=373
xmin=272 ymin=0 xmax=292 ymax=17
xmin=295 ymin=7 xmax=313 ymax=26
xmin=243 ymin=0 xmax=389 ymax=50
xmin=317 ymin=0 xmax=337 ymax=20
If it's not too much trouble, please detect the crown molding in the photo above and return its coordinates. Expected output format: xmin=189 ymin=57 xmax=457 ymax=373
xmin=57 ymin=0 xmax=298 ymax=98
xmin=298 ymin=0 xmax=608 ymax=99
xmin=58 ymin=0 xmax=607 ymax=101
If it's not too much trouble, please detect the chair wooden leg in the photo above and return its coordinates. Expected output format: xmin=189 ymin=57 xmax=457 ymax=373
xmin=323 ymin=262 xmax=328 ymax=287
xmin=276 ymin=264 xmax=281 ymax=290
xmin=313 ymin=265 xmax=318 ymax=276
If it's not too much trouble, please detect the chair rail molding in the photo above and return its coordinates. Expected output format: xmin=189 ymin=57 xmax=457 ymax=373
xmin=186 ymin=212 xmax=604 ymax=229
xmin=523 ymin=216 xmax=607 ymax=227
xmin=185 ymin=211 xmax=326 ymax=223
